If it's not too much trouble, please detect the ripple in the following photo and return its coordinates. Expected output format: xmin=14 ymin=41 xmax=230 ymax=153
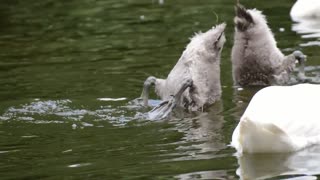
xmin=68 ymin=163 xmax=92 ymax=168
xmin=156 ymin=103 xmax=228 ymax=163
xmin=97 ymin=97 xmax=127 ymax=101
xmin=300 ymin=41 xmax=320 ymax=47
xmin=62 ymin=149 xmax=72 ymax=153
xmin=0 ymin=99 xmax=138 ymax=126
xmin=7 ymin=99 xmax=72 ymax=115
xmin=0 ymin=149 xmax=20 ymax=154
xmin=21 ymin=135 xmax=38 ymax=138
xmin=176 ymin=170 xmax=234 ymax=180
xmin=292 ymin=19 xmax=320 ymax=47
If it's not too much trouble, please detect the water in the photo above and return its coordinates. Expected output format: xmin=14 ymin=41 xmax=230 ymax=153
xmin=0 ymin=0 xmax=320 ymax=179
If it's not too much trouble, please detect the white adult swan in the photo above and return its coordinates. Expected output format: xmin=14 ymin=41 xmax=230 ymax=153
xmin=231 ymin=84 xmax=320 ymax=153
xmin=290 ymin=0 xmax=320 ymax=47
xmin=290 ymin=0 xmax=320 ymax=22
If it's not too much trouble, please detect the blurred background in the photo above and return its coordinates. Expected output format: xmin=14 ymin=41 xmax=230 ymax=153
xmin=0 ymin=0 xmax=319 ymax=179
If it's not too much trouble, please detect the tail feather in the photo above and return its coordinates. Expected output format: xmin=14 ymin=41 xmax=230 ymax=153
xmin=234 ymin=4 xmax=253 ymax=31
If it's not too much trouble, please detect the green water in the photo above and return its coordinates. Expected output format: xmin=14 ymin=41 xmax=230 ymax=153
xmin=1 ymin=0 xmax=320 ymax=179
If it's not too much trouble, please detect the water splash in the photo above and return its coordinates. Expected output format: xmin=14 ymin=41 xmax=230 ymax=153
xmin=293 ymin=65 xmax=320 ymax=84
xmin=0 ymin=99 xmax=138 ymax=127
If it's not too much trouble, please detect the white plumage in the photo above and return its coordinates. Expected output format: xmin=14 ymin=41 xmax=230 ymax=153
xmin=231 ymin=84 xmax=320 ymax=153
xmin=290 ymin=0 xmax=320 ymax=22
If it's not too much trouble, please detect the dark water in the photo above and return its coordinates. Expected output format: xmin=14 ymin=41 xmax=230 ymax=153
xmin=1 ymin=0 xmax=320 ymax=179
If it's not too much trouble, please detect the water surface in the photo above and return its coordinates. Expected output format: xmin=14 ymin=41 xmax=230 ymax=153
xmin=1 ymin=0 xmax=320 ymax=179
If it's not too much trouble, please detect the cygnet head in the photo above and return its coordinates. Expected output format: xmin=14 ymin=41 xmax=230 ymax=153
xmin=186 ymin=23 xmax=226 ymax=62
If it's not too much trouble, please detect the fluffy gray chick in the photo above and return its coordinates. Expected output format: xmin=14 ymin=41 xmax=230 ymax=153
xmin=231 ymin=4 xmax=305 ymax=86
xmin=141 ymin=23 xmax=226 ymax=119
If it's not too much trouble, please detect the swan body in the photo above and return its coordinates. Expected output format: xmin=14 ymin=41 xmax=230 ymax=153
xmin=231 ymin=84 xmax=320 ymax=153
xmin=290 ymin=0 xmax=320 ymax=22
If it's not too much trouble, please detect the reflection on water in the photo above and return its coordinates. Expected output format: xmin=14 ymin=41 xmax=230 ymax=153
xmin=290 ymin=0 xmax=320 ymax=47
xmin=176 ymin=170 xmax=233 ymax=180
xmin=167 ymin=102 xmax=226 ymax=161
xmin=292 ymin=19 xmax=320 ymax=47
xmin=0 ymin=0 xmax=320 ymax=179
xmin=165 ymin=102 xmax=238 ymax=179
xmin=237 ymin=146 xmax=320 ymax=180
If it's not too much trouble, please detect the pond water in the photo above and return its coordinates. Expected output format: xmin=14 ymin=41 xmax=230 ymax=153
xmin=1 ymin=0 xmax=320 ymax=179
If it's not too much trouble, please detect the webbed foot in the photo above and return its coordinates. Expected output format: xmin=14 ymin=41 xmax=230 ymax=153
xmin=147 ymin=79 xmax=193 ymax=120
